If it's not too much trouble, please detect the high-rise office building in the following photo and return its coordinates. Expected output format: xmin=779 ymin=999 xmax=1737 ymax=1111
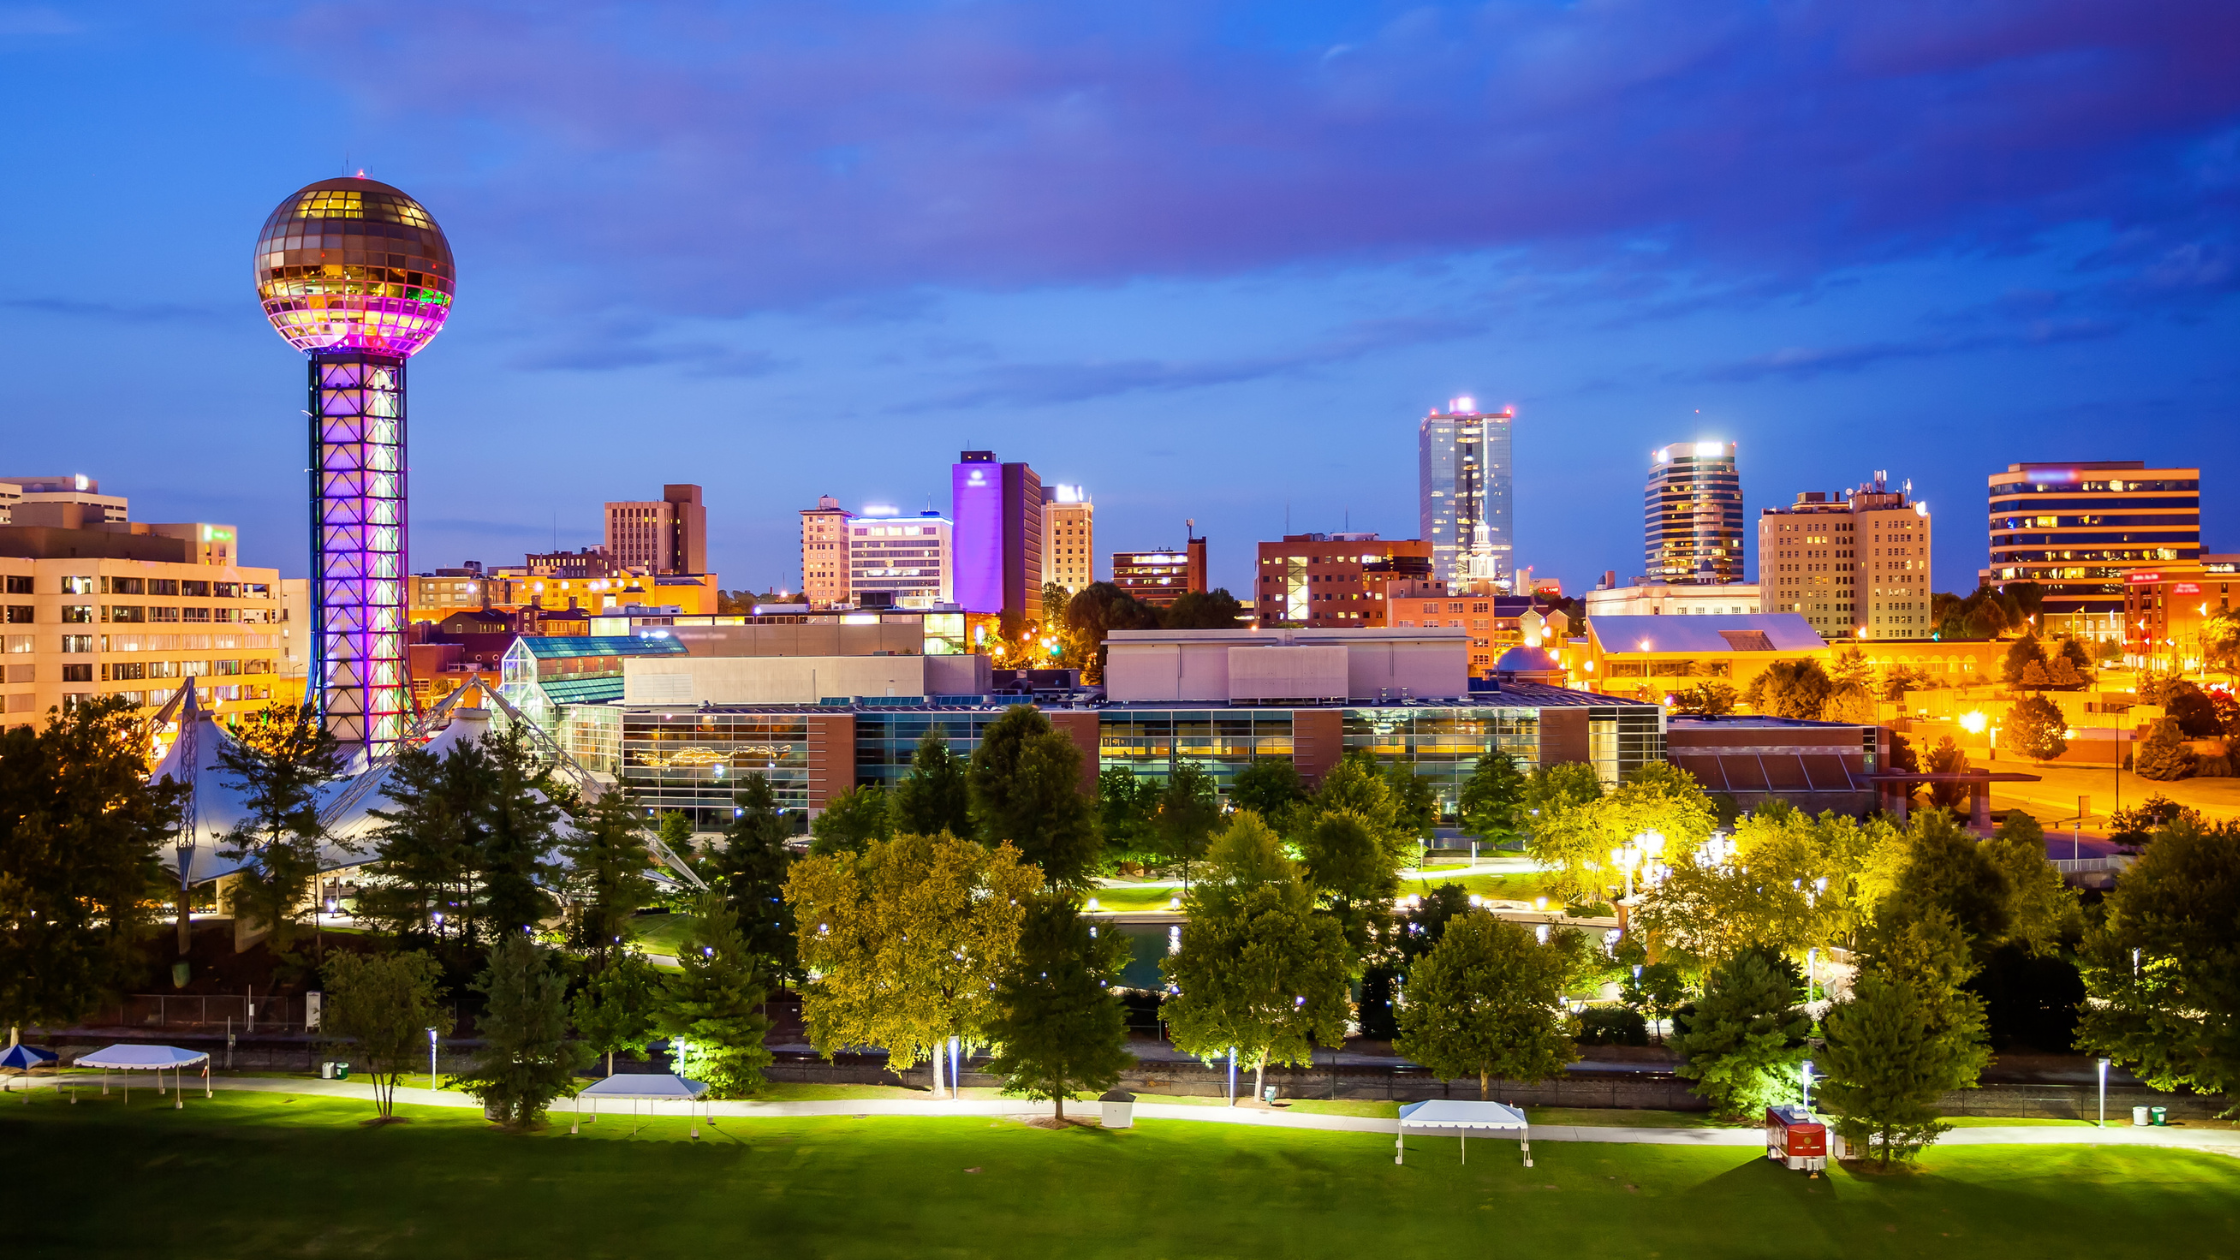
xmin=1419 ymin=398 xmax=1515 ymax=591
xmin=1044 ymin=485 xmax=1093 ymax=595
xmin=0 ymin=475 xmax=129 ymax=526
xmin=800 ymin=494 xmax=853 ymax=608
xmin=1985 ymin=461 xmax=2200 ymax=637
xmin=1256 ymin=533 xmax=1433 ymax=628
xmin=848 ymin=510 xmax=953 ymax=608
xmin=1113 ymin=536 xmax=1208 ymax=608
xmin=1759 ymin=473 xmax=1932 ymax=642
xmin=1644 ymin=441 xmax=1744 ymax=584
xmin=952 ymin=451 xmax=1044 ymax=625
xmin=605 ymin=484 xmax=706 ymax=575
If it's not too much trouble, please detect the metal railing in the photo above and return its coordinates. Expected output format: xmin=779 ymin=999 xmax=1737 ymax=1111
xmin=99 ymin=994 xmax=309 ymax=1032
xmin=2052 ymin=855 xmax=2134 ymax=875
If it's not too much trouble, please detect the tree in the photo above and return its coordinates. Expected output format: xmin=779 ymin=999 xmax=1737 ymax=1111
xmin=1152 ymin=762 xmax=1221 ymax=887
xmin=983 ymin=896 xmax=1135 ymax=1121
xmin=558 ymin=789 xmax=656 ymax=968
xmin=1825 ymin=682 xmax=1878 ymax=726
xmin=2164 ymin=682 xmax=2222 ymax=739
xmin=1743 ymin=659 xmax=1833 ymax=720
xmin=1819 ymin=973 xmax=1969 ymax=1168
xmin=2004 ymin=695 xmax=2068 ymax=763
xmin=1061 ymin=581 xmax=1164 ymax=681
xmin=656 ymin=894 xmax=773 ymax=1097
xmin=1924 ymin=737 xmax=1973 ymax=809
xmin=809 ymin=784 xmax=890 ymax=856
xmin=1885 ymin=810 xmax=2011 ymax=958
xmin=2077 ymin=815 xmax=2240 ymax=1113
xmin=0 ymin=697 xmax=182 ymax=1037
xmin=2002 ymin=632 xmax=2048 ymax=685
xmin=1622 ymin=961 xmax=1689 ymax=1044
xmin=1672 ymin=948 xmax=1811 ymax=1120
xmin=1162 ymin=588 xmax=1247 ymax=631
xmin=1312 ymin=752 xmax=1401 ymax=839
xmin=1457 ymin=749 xmax=1528 ymax=846
xmin=1298 ymin=809 xmax=1399 ymax=962
xmin=1385 ymin=761 xmax=1440 ymax=843
xmin=2133 ymin=717 xmax=2196 ymax=782
xmin=1830 ymin=647 xmax=1872 ymax=690
xmin=891 ymin=727 xmax=975 ymax=839
xmin=1982 ymin=812 xmax=2082 ymax=957
xmin=1161 ymin=813 xmax=1352 ymax=1103
xmin=362 ymin=740 xmax=488 ymax=950
xmin=1230 ymin=759 xmax=1307 ymax=827
xmin=217 ymin=702 xmax=342 ymax=949
xmin=571 ymin=950 xmax=661 ymax=1077
xmin=709 ymin=776 xmax=799 ymax=983
xmin=1096 ymin=767 xmax=1159 ymax=860
xmin=1518 ymin=762 xmax=1606 ymax=904
xmin=454 ymin=934 xmax=592 ymax=1129
xmin=321 ymin=950 xmax=450 ymax=1119
xmin=1672 ymin=681 xmax=1738 ymax=716
xmin=970 ymin=705 xmax=1100 ymax=889
xmin=1393 ymin=910 xmax=1578 ymax=1099
xmin=786 ymin=830 xmax=1040 ymax=1074
xmin=473 ymin=725 xmax=563 ymax=939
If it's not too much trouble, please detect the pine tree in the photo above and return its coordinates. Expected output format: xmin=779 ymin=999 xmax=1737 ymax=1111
xmin=983 ymin=896 xmax=1134 ymax=1121
xmin=2133 ymin=717 xmax=2197 ymax=782
xmin=1457 ymin=749 xmax=1527 ymax=846
xmin=1673 ymin=948 xmax=1811 ymax=1120
xmin=1818 ymin=974 xmax=1952 ymax=1167
xmin=969 ymin=705 xmax=1100 ymax=889
xmin=558 ymin=790 xmax=656 ymax=968
xmin=2002 ymin=633 xmax=2048 ymax=685
xmin=890 ymin=726 xmax=974 ymax=838
xmin=216 ymin=702 xmax=342 ymax=948
xmin=1152 ymin=762 xmax=1220 ymax=887
xmin=710 ymin=774 xmax=799 ymax=982
xmin=655 ymin=895 xmax=772 ymax=1097
xmin=571 ymin=950 xmax=662 ymax=1078
xmin=455 ymin=934 xmax=591 ymax=1128
xmin=1393 ymin=910 xmax=1578 ymax=1098
xmin=362 ymin=741 xmax=488 ymax=949
xmin=475 ymin=726 xmax=563 ymax=938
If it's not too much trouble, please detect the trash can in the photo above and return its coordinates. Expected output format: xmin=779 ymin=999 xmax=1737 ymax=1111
xmin=334 ymin=1063 xmax=350 ymax=1081
xmin=320 ymin=1062 xmax=335 ymax=1080
xmin=1264 ymin=1086 xmax=1278 ymax=1105
xmin=2132 ymin=1106 xmax=2151 ymax=1126
xmin=2150 ymin=1106 xmax=2167 ymax=1126
xmin=1099 ymin=1089 xmax=1136 ymax=1130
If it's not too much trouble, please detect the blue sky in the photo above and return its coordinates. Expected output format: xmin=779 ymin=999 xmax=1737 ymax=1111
xmin=1 ymin=1 xmax=2233 ymax=598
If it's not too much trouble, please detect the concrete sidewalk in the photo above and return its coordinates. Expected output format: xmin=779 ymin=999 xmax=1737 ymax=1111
xmin=10 ymin=1074 xmax=2236 ymax=1155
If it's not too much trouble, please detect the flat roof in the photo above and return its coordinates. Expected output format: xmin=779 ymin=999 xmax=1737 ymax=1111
xmin=1588 ymin=614 xmax=1825 ymax=653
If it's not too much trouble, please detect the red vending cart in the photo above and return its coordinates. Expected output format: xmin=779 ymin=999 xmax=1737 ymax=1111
xmin=1765 ymin=1104 xmax=1827 ymax=1174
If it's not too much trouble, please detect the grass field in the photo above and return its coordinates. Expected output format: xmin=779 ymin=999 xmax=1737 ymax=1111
xmin=5 ymin=1091 xmax=2235 ymax=1259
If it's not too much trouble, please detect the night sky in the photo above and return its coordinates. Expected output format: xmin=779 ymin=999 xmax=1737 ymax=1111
xmin=2 ymin=2 xmax=2233 ymax=599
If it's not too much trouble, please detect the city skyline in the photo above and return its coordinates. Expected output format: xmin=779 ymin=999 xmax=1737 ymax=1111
xmin=1 ymin=4 xmax=2233 ymax=603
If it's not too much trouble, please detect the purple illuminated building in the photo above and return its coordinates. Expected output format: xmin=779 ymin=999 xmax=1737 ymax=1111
xmin=254 ymin=177 xmax=456 ymax=757
xmin=951 ymin=451 xmax=1045 ymax=625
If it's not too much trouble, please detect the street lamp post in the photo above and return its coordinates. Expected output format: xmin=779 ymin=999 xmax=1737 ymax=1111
xmin=2097 ymin=1058 xmax=2110 ymax=1128
xmin=428 ymin=1027 xmax=439 ymax=1093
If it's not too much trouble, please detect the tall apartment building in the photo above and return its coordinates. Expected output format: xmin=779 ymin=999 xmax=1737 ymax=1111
xmin=952 ymin=451 xmax=1044 ymax=625
xmin=1113 ymin=536 xmax=1208 ymax=608
xmin=848 ymin=510 xmax=953 ymax=608
xmin=1644 ymin=441 xmax=1744 ymax=584
xmin=1419 ymin=398 xmax=1516 ymax=591
xmin=604 ymin=484 xmax=706 ymax=575
xmin=1986 ymin=461 xmax=2200 ymax=638
xmin=1044 ymin=485 xmax=1093 ymax=595
xmin=1759 ymin=473 xmax=1933 ymax=642
xmin=800 ymin=494 xmax=853 ymax=608
xmin=2 ymin=512 xmax=282 ymax=727
xmin=1256 ymin=533 xmax=1434 ymax=628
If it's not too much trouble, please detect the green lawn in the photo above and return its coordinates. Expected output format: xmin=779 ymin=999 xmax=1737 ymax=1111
xmin=5 ymin=1091 xmax=2235 ymax=1258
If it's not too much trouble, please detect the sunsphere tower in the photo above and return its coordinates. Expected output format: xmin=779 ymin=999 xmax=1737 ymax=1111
xmin=254 ymin=177 xmax=456 ymax=758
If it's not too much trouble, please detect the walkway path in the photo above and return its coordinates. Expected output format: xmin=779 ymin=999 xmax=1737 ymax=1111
xmin=11 ymin=1074 xmax=2234 ymax=1155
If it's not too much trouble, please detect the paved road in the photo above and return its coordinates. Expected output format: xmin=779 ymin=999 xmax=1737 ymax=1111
xmin=10 ymin=1074 xmax=2234 ymax=1155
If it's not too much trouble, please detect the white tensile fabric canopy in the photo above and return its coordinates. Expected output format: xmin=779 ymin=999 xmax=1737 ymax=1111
xmin=572 ymin=1074 xmax=712 ymax=1137
xmin=75 ymin=1044 xmax=211 ymax=1108
xmin=1396 ymin=1099 xmax=1534 ymax=1167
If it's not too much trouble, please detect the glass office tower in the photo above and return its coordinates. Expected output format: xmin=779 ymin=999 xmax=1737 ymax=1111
xmin=1644 ymin=440 xmax=1744 ymax=584
xmin=1418 ymin=398 xmax=1515 ymax=590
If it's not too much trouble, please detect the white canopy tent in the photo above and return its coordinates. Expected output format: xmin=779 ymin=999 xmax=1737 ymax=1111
xmin=75 ymin=1044 xmax=211 ymax=1109
xmin=572 ymin=1073 xmax=712 ymax=1138
xmin=1396 ymin=1099 xmax=1534 ymax=1167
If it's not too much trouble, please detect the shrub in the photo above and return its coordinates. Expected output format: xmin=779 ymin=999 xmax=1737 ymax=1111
xmin=1575 ymin=1004 xmax=1649 ymax=1046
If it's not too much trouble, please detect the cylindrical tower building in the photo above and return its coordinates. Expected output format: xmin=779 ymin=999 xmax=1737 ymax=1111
xmin=1643 ymin=440 xmax=1744 ymax=584
xmin=255 ymin=177 xmax=455 ymax=758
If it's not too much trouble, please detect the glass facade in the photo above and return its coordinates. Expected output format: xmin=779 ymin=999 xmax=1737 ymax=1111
xmin=1098 ymin=709 xmax=1295 ymax=794
xmin=1644 ymin=441 xmax=1744 ymax=584
xmin=1342 ymin=706 xmax=1538 ymax=813
xmin=854 ymin=710 xmax=1010 ymax=788
xmin=621 ymin=709 xmax=811 ymax=826
xmin=1419 ymin=402 xmax=1516 ymax=591
xmin=255 ymin=178 xmax=455 ymax=358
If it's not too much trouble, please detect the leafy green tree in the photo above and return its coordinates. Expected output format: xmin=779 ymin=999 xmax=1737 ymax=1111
xmin=1313 ymin=752 xmax=1400 ymax=838
xmin=1885 ymin=811 xmax=2011 ymax=959
xmin=321 ymin=949 xmax=450 ymax=1118
xmin=1622 ymin=961 xmax=1689 ymax=1044
xmin=1672 ymin=681 xmax=1738 ymax=716
xmin=1153 ymin=762 xmax=1221 ymax=887
xmin=1825 ymin=682 xmax=1878 ymax=725
xmin=474 ymin=725 xmax=563 ymax=938
xmin=217 ymin=702 xmax=342 ymax=949
xmin=656 ymin=895 xmax=773 ymax=1097
xmin=2004 ymin=695 xmax=2068 ymax=762
xmin=1672 ymin=948 xmax=1811 ymax=1120
xmin=1299 ymin=808 xmax=1399 ymax=963
xmin=454 ymin=934 xmax=592 ymax=1129
xmin=1982 ymin=812 xmax=2082 ymax=955
xmin=1161 ymin=588 xmax=1247 ymax=631
xmin=2133 ymin=717 xmax=2197 ymax=781
xmin=1230 ymin=759 xmax=1307 ymax=826
xmin=891 ymin=728 xmax=974 ymax=838
xmin=787 ymin=831 xmax=1040 ymax=1074
xmin=983 ymin=896 xmax=1135 ymax=1121
xmin=809 ymin=784 xmax=891 ymax=856
xmin=559 ymin=789 xmax=656 ymax=968
xmin=969 ymin=705 xmax=1100 ymax=889
xmin=1394 ymin=910 xmax=1578 ymax=1099
xmin=2002 ymin=632 xmax=2048 ymax=685
xmin=1457 ymin=749 xmax=1528 ymax=846
xmin=1384 ymin=761 xmax=1439 ymax=841
xmin=2077 ymin=815 xmax=2240 ymax=1113
xmin=710 ymin=776 xmax=799 ymax=983
xmin=1743 ymin=659 xmax=1834 ymax=720
xmin=1161 ymin=813 xmax=1352 ymax=1103
xmin=1060 ymin=582 xmax=1164 ymax=681
xmin=571 ymin=950 xmax=662 ymax=1077
xmin=1097 ymin=767 xmax=1159 ymax=860
xmin=1819 ymin=972 xmax=1969 ymax=1168
xmin=0 ymin=697 xmax=183 ymax=1037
